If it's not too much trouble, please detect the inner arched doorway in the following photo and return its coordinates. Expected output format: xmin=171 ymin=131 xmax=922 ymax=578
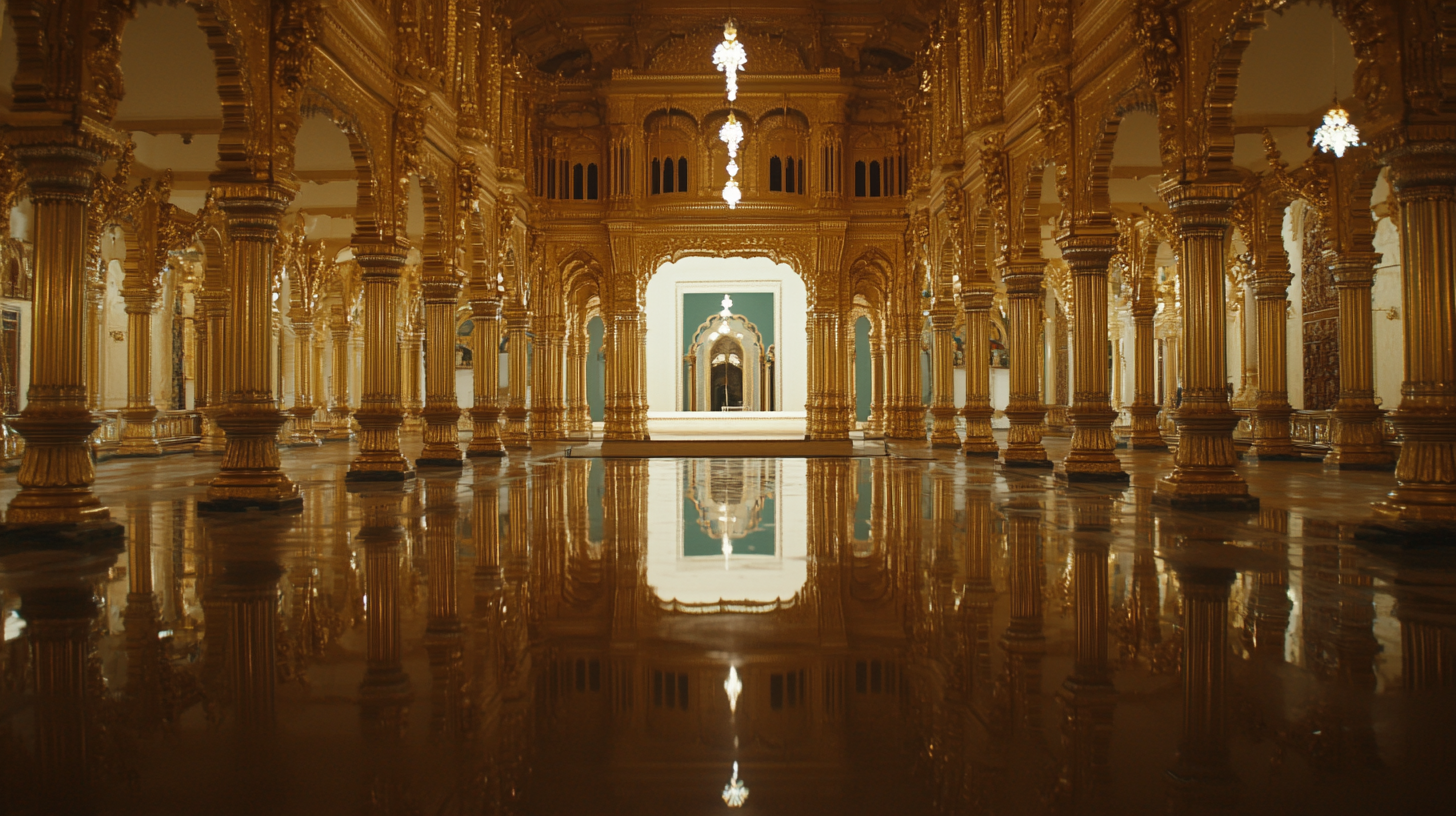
xmin=643 ymin=256 xmax=809 ymax=432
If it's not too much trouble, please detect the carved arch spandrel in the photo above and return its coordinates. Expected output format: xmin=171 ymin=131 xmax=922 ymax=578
xmin=1081 ymin=83 xmax=1158 ymax=222
xmin=300 ymin=84 xmax=386 ymax=241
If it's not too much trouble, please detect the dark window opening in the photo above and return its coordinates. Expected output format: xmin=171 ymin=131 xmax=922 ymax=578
xmin=677 ymin=157 xmax=688 ymax=192
xmin=854 ymin=161 xmax=867 ymax=197
xmin=785 ymin=157 xmax=796 ymax=194
xmin=663 ymin=156 xmax=675 ymax=193
xmin=572 ymin=163 xmax=584 ymax=200
xmin=587 ymin=163 xmax=599 ymax=200
xmin=870 ymin=659 xmax=883 ymax=693
xmin=855 ymin=661 xmax=867 ymax=693
xmin=651 ymin=159 xmax=661 ymax=195
xmin=769 ymin=156 xmax=783 ymax=192
xmin=869 ymin=161 xmax=882 ymax=197
xmin=547 ymin=160 xmax=557 ymax=199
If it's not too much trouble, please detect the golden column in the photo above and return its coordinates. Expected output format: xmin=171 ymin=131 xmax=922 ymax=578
xmin=959 ymin=283 xmax=998 ymax=455
xmin=501 ymin=302 xmax=532 ymax=448
xmin=1248 ymin=252 xmax=1298 ymax=460
xmin=807 ymin=304 xmax=852 ymax=441
xmin=884 ymin=309 xmax=925 ymax=440
xmin=1056 ymin=231 xmax=1127 ymax=482
xmin=565 ymin=322 xmax=591 ymax=436
xmin=200 ymin=185 xmax=302 ymax=511
xmin=1128 ymin=266 xmax=1167 ymax=450
xmin=418 ymin=274 xmax=465 ymax=467
xmin=401 ymin=319 xmax=424 ymax=430
xmin=196 ymin=287 xmax=230 ymax=453
xmin=85 ymin=279 xmax=105 ymax=412
xmin=866 ymin=331 xmax=885 ymax=438
xmin=1373 ymin=146 xmax=1456 ymax=526
xmin=3 ymin=132 xmax=120 ymax=526
xmin=347 ymin=243 xmax=414 ymax=482
xmin=117 ymin=280 xmax=162 ymax=456
xmin=288 ymin=318 xmax=319 ymax=446
xmin=1154 ymin=182 xmax=1257 ymax=510
xmin=999 ymin=262 xmax=1050 ymax=466
xmin=466 ymin=291 xmax=505 ymax=457
xmin=603 ymin=305 xmax=649 ymax=441
xmin=530 ymin=312 xmax=567 ymax=441
xmin=928 ymin=303 xmax=959 ymax=447
xmin=1325 ymin=251 xmax=1395 ymax=470
xmin=325 ymin=307 xmax=353 ymax=440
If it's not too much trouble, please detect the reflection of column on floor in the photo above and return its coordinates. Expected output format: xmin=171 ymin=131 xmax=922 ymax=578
xmin=1165 ymin=562 xmax=1236 ymax=812
xmin=961 ymin=474 xmax=996 ymax=696
xmin=807 ymin=459 xmax=850 ymax=646
xmin=424 ymin=477 xmax=466 ymax=738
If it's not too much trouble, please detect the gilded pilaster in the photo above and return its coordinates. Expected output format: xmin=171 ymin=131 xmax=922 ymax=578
xmin=288 ymin=320 xmax=319 ymax=445
xmin=565 ymin=323 xmax=591 ymax=437
xmin=884 ymin=309 xmax=925 ymax=440
xmin=928 ymin=305 xmax=959 ymax=447
xmin=4 ymin=131 xmax=118 ymax=526
xmin=1128 ymin=269 xmax=1167 ymax=450
xmin=1154 ymin=182 xmax=1257 ymax=510
xmin=401 ymin=324 xmax=424 ymax=430
xmin=419 ymin=279 xmax=465 ymax=467
xmin=1056 ymin=231 xmax=1126 ymax=482
xmin=196 ymin=290 xmax=229 ymax=453
xmin=959 ymin=284 xmax=997 ymax=455
xmin=1325 ymin=252 xmax=1395 ymax=470
xmin=807 ymin=306 xmax=852 ymax=441
xmin=1249 ymin=257 xmax=1297 ymax=460
xmin=529 ymin=312 xmax=567 ymax=441
xmin=501 ymin=303 xmax=531 ymax=448
xmin=1372 ymin=144 xmax=1456 ymax=526
xmin=1000 ymin=262 xmax=1050 ymax=466
xmin=865 ymin=333 xmax=885 ymax=438
xmin=603 ymin=307 xmax=649 ymax=441
xmin=347 ymin=243 xmax=414 ymax=482
xmin=201 ymin=185 xmax=301 ymax=511
xmin=117 ymin=285 xmax=162 ymax=455
xmin=466 ymin=296 xmax=505 ymax=457
xmin=325 ymin=310 xmax=353 ymax=440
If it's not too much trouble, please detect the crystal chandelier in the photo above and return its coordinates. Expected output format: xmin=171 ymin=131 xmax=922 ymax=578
xmin=712 ymin=20 xmax=746 ymax=102
xmin=719 ymin=113 xmax=744 ymax=208
xmin=722 ymin=762 xmax=750 ymax=807
xmin=1312 ymin=102 xmax=1361 ymax=158
xmin=723 ymin=666 xmax=743 ymax=714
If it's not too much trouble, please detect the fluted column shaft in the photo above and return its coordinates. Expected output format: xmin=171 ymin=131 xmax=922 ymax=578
xmin=6 ymin=136 xmax=112 ymax=524
xmin=530 ymin=313 xmax=566 ymax=441
xmin=885 ymin=310 xmax=925 ymax=440
xmin=85 ymin=282 xmax=105 ymax=412
xmin=1249 ymin=266 xmax=1297 ymax=459
xmin=419 ymin=280 xmax=465 ymax=466
xmin=1128 ymin=295 xmax=1167 ymax=449
xmin=289 ymin=319 xmax=318 ymax=445
xmin=865 ymin=334 xmax=885 ymax=437
xmin=565 ymin=326 xmax=590 ymax=434
xmin=928 ymin=306 xmax=959 ymax=447
xmin=118 ymin=289 xmax=162 ymax=454
xmin=1058 ymin=233 xmax=1127 ymax=481
xmin=1375 ymin=146 xmax=1456 ymax=525
xmin=202 ymin=186 xmax=301 ymax=511
xmin=401 ymin=328 xmax=423 ymax=424
xmin=960 ymin=287 xmax=997 ymax=455
xmin=1000 ymin=261 xmax=1049 ymax=466
xmin=603 ymin=308 xmax=648 ymax=440
xmin=467 ymin=298 xmax=505 ymax=456
xmin=1154 ymin=182 xmax=1257 ymax=510
xmin=347 ymin=244 xmax=413 ymax=481
xmin=326 ymin=315 xmax=353 ymax=440
xmin=807 ymin=308 xmax=852 ymax=440
xmin=196 ymin=293 xmax=229 ymax=452
xmin=502 ymin=304 xmax=531 ymax=448
xmin=1326 ymin=252 xmax=1394 ymax=470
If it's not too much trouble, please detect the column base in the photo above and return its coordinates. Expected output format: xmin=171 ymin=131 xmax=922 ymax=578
xmin=198 ymin=494 xmax=304 ymax=513
xmin=466 ymin=448 xmax=507 ymax=458
xmin=1324 ymin=454 xmax=1397 ymax=472
xmin=930 ymin=435 xmax=962 ymax=449
xmin=1000 ymin=457 xmax=1053 ymax=469
xmin=1055 ymin=464 xmax=1131 ymax=484
xmin=1127 ymin=437 xmax=1169 ymax=450
xmin=0 ymin=519 xmax=125 ymax=551
xmin=114 ymin=440 xmax=163 ymax=457
xmin=416 ymin=458 xmax=465 ymax=469
xmin=962 ymin=440 xmax=999 ymax=456
xmin=346 ymin=468 xmax=416 ymax=482
xmin=1153 ymin=474 xmax=1260 ymax=511
xmin=1243 ymin=451 xmax=1304 ymax=463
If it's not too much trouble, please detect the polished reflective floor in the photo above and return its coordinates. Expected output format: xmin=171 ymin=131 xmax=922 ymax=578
xmin=1 ymin=439 xmax=1454 ymax=815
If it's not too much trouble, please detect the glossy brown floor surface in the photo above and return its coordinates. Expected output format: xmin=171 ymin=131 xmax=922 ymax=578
xmin=0 ymin=436 xmax=1453 ymax=815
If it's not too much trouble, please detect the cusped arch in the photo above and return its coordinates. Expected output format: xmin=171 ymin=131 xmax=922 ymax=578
xmin=300 ymin=84 xmax=385 ymax=240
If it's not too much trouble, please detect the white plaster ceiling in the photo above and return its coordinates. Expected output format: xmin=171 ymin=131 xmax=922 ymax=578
xmin=1233 ymin=3 xmax=1357 ymax=119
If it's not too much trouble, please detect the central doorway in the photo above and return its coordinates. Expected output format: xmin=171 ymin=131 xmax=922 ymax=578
xmin=644 ymin=256 xmax=808 ymax=436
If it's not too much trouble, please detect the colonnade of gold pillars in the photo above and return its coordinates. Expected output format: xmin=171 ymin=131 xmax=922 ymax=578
xmin=806 ymin=307 xmax=852 ymax=441
xmin=529 ymin=313 xmax=566 ymax=441
xmin=1327 ymin=252 xmax=1396 ymax=470
xmin=501 ymin=302 xmax=531 ymax=448
xmin=1249 ymin=244 xmax=1297 ymax=460
xmin=327 ymin=310 xmax=352 ymax=440
xmin=118 ymin=283 xmax=161 ymax=456
xmin=928 ymin=304 xmax=958 ymax=447
xmin=289 ymin=319 xmax=319 ymax=445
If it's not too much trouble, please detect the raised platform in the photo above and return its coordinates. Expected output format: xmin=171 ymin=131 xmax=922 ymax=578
xmin=571 ymin=438 xmax=884 ymax=458
xmin=644 ymin=411 xmax=807 ymax=439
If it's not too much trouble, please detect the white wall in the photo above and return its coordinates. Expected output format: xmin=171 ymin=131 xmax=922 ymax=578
xmin=643 ymin=256 xmax=808 ymax=413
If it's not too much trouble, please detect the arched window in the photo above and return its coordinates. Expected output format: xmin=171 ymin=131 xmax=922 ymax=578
xmin=548 ymin=160 xmax=557 ymax=199
xmin=572 ymin=163 xmax=584 ymax=199
xmin=769 ymin=156 xmax=783 ymax=192
xmin=854 ymin=160 xmax=867 ymax=197
xmin=869 ymin=161 xmax=882 ymax=197
xmin=587 ymin=164 xmax=599 ymax=200
xmin=785 ymin=157 xmax=796 ymax=194
xmin=677 ymin=157 xmax=688 ymax=192
xmin=663 ymin=156 xmax=675 ymax=193
xmin=652 ymin=158 xmax=661 ymax=195
xmin=798 ymin=156 xmax=805 ymax=194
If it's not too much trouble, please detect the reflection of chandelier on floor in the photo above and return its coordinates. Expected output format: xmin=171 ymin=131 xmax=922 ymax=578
xmin=722 ymin=761 xmax=750 ymax=807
